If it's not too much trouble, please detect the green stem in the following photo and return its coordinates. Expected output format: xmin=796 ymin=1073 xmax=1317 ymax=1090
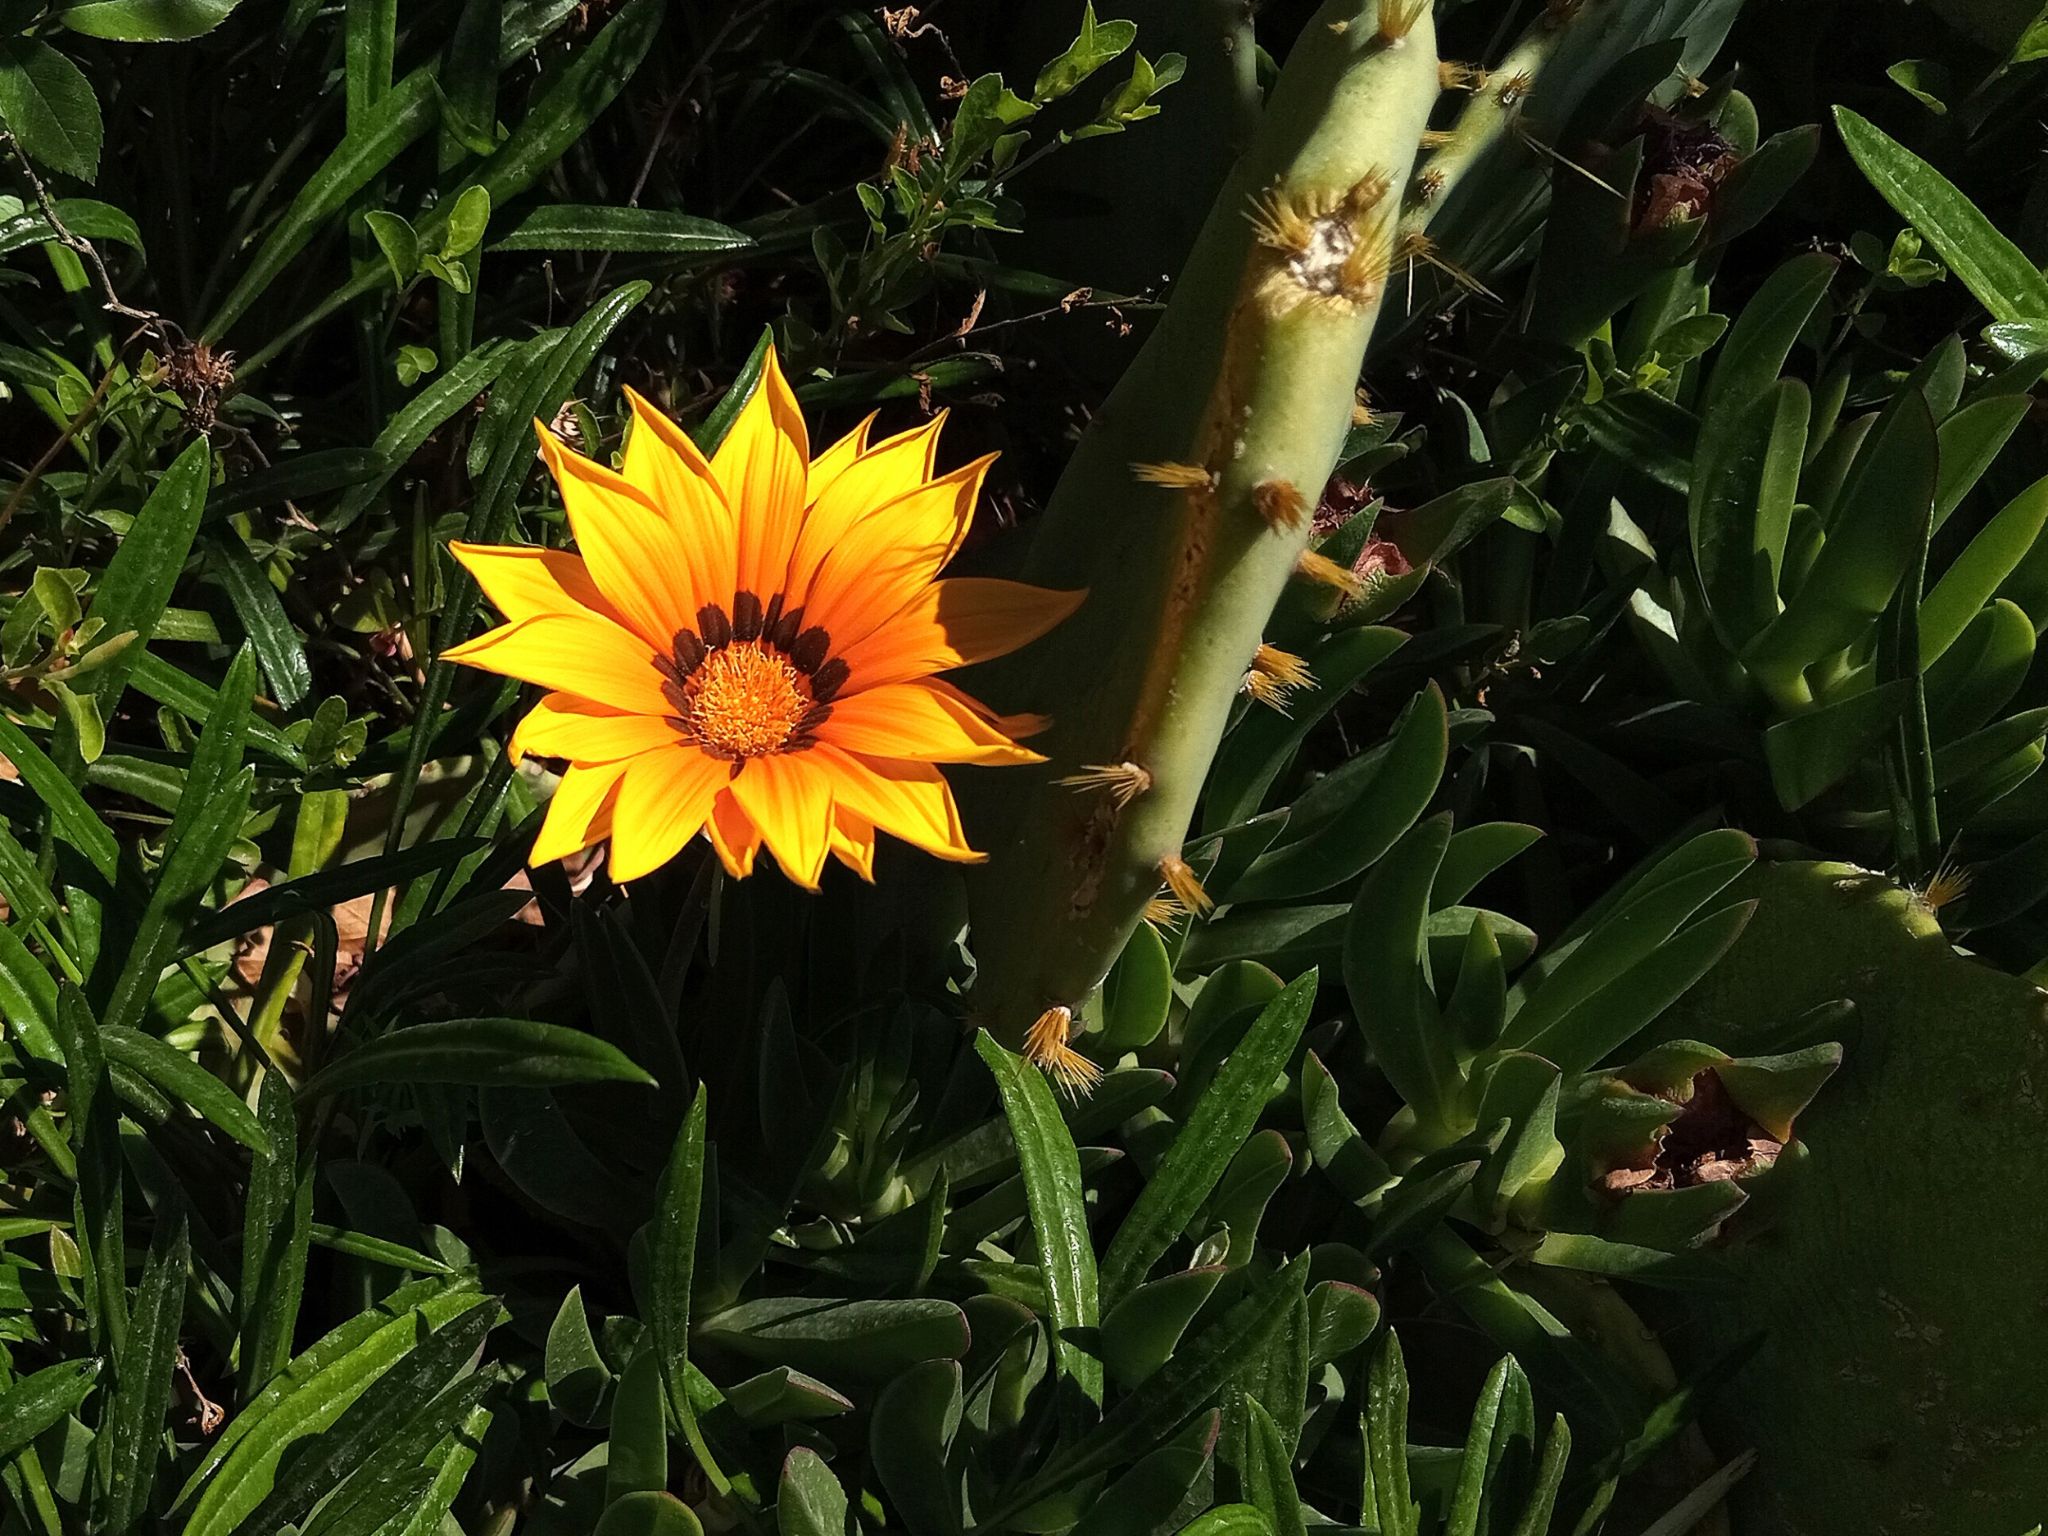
xmin=970 ymin=0 xmax=1443 ymax=1037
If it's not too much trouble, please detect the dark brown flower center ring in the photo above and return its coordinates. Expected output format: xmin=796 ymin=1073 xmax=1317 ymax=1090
xmin=653 ymin=591 xmax=849 ymax=763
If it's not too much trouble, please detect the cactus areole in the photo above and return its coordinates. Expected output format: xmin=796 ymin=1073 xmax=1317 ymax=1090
xmin=972 ymin=0 xmax=1443 ymax=1060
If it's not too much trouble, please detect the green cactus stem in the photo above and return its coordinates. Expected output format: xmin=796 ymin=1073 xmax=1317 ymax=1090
xmin=1659 ymin=860 xmax=2048 ymax=1530
xmin=967 ymin=0 xmax=1443 ymax=1045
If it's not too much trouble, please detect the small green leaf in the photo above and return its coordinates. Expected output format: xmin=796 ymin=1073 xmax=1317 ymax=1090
xmin=0 ymin=39 xmax=102 ymax=180
xmin=363 ymin=210 xmax=419 ymax=283
xmin=1097 ymin=920 xmax=1172 ymax=1052
xmin=1033 ymin=2 xmax=1137 ymax=103
xmin=439 ymin=184 xmax=491 ymax=258
xmin=45 ymin=679 xmax=104 ymax=765
xmin=56 ymin=0 xmax=243 ymax=41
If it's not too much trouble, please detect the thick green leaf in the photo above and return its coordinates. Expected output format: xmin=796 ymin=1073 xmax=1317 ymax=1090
xmin=870 ymin=1360 xmax=961 ymax=1536
xmin=1344 ymin=816 xmax=1458 ymax=1131
xmin=545 ymin=1285 xmax=613 ymax=1427
xmin=98 ymin=1204 xmax=189 ymax=1533
xmin=777 ymin=1447 xmax=848 ymax=1536
xmin=1098 ymin=920 xmax=1172 ymax=1053
xmin=1692 ymin=380 xmax=1807 ymax=645
xmin=1175 ymin=1509 xmax=1273 ymax=1536
xmin=976 ymin=1033 xmax=1103 ymax=1411
xmin=1763 ymin=680 xmax=1913 ymax=808
xmin=204 ymin=531 xmax=311 ymax=708
xmin=303 ymin=1018 xmax=657 ymax=1098
xmin=1835 ymin=107 xmax=2048 ymax=322
xmin=1205 ymin=628 xmax=1408 ymax=830
xmin=0 ymin=1361 xmax=98 ymax=1461
xmin=1097 ymin=975 xmax=1314 ymax=1306
xmin=98 ymin=767 xmax=253 ymax=1034
xmin=697 ymin=1297 xmax=969 ymax=1380
xmin=650 ymin=1085 xmax=722 ymax=1484
xmin=1070 ymin=1417 xmax=1213 ymax=1536
xmin=1518 ymin=902 xmax=1754 ymax=1073
xmin=239 ymin=1299 xmax=500 ymax=1536
xmin=1102 ymin=1266 xmax=1225 ymax=1391
xmin=1703 ymin=252 xmax=1836 ymax=417
xmin=238 ymin=1070 xmax=311 ymax=1401
xmin=99 ymin=1026 xmax=265 ymax=1152
xmin=0 ymin=196 xmax=140 ymax=257
xmin=1922 ymin=474 xmax=2048 ymax=663
xmin=180 ymin=1275 xmax=483 ymax=1520
xmin=0 ymin=40 xmax=101 ymax=180
xmin=0 ymin=718 xmax=115 ymax=878
xmin=606 ymin=1349 xmax=668 ymax=1505
xmin=1008 ymin=1253 xmax=1309 ymax=1515
xmin=1934 ymin=396 xmax=2029 ymax=532
xmin=1745 ymin=389 xmax=1938 ymax=687
xmin=1237 ymin=1394 xmax=1306 ymax=1536
xmin=595 ymin=1493 xmax=706 ymax=1536
xmin=421 ymin=0 xmax=661 ymax=251
xmin=331 ymin=341 xmax=516 ymax=528
xmin=1229 ymin=684 xmax=1448 ymax=902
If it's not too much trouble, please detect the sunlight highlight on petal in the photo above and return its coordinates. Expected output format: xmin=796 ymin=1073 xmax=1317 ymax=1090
xmin=608 ymin=747 xmax=731 ymax=882
xmin=711 ymin=346 xmax=809 ymax=598
xmin=444 ymin=613 xmax=669 ymax=716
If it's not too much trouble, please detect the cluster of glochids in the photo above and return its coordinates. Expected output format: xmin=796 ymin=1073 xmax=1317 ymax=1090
xmin=1018 ymin=836 xmax=1217 ymax=1095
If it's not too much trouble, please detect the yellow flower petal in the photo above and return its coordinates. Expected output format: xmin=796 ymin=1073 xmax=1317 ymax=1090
xmin=710 ymin=345 xmax=810 ymax=600
xmin=817 ymin=681 xmax=1042 ymax=764
xmin=620 ymin=386 xmax=738 ymax=611
xmin=839 ymin=578 xmax=1087 ymax=691
xmin=804 ymin=454 xmax=994 ymax=650
xmin=809 ymin=744 xmax=981 ymax=864
xmin=830 ymin=807 xmax=878 ymax=882
xmin=729 ymin=751 xmax=834 ymax=890
xmin=449 ymin=542 xmax=621 ymax=626
xmin=783 ymin=413 xmax=946 ymax=609
xmin=923 ymin=677 xmax=1053 ymax=740
xmin=510 ymin=693 xmax=680 ymax=765
xmin=805 ymin=411 xmax=877 ymax=505
xmin=539 ymin=428 xmax=707 ymax=646
xmin=706 ymin=793 xmax=761 ymax=878
xmin=607 ymin=746 xmax=731 ymax=882
xmin=443 ymin=612 xmax=669 ymax=716
xmin=532 ymin=758 xmax=631 ymax=865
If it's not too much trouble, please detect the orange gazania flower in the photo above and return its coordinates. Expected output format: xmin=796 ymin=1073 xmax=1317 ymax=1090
xmin=443 ymin=348 xmax=1081 ymax=888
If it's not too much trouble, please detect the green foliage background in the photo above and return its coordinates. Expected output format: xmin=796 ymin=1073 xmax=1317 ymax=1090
xmin=1 ymin=1 xmax=2047 ymax=1533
